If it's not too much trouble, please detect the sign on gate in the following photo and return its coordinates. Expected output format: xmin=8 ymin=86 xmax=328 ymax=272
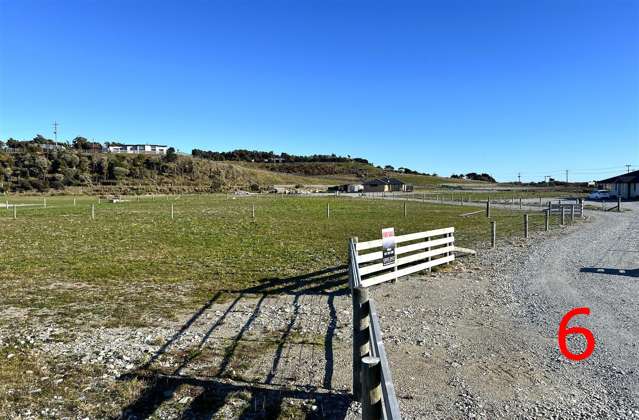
xmin=382 ymin=227 xmax=396 ymax=266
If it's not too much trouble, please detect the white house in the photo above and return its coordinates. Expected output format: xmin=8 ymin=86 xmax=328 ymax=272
xmin=598 ymin=170 xmax=639 ymax=199
xmin=106 ymin=144 xmax=169 ymax=155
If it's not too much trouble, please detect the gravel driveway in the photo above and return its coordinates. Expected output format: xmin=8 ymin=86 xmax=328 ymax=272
xmin=372 ymin=202 xmax=639 ymax=418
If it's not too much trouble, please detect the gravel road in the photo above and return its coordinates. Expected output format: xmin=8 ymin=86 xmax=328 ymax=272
xmin=372 ymin=202 xmax=639 ymax=418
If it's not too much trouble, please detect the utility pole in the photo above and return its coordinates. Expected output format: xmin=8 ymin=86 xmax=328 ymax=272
xmin=53 ymin=121 xmax=59 ymax=142
xmin=626 ymin=164 xmax=632 ymax=173
xmin=565 ymin=169 xmax=569 ymax=183
xmin=518 ymin=172 xmax=521 ymax=184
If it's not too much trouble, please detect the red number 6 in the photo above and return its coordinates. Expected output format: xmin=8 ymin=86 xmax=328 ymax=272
xmin=558 ymin=307 xmax=595 ymax=361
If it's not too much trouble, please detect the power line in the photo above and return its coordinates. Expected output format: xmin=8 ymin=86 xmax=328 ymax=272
xmin=53 ymin=121 xmax=59 ymax=142
xmin=516 ymin=165 xmax=635 ymax=178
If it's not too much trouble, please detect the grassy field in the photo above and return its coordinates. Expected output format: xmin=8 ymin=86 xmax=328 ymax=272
xmin=0 ymin=194 xmax=564 ymax=417
xmin=0 ymin=194 xmax=565 ymax=327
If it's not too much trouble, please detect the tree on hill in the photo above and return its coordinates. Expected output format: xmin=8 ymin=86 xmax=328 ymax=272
xmin=465 ymin=172 xmax=496 ymax=182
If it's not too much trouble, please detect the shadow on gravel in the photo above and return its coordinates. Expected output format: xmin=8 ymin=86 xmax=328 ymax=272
xmin=117 ymin=265 xmax=351 ymax=419
xmin=580 ymin=267 xmax=639 ymax=278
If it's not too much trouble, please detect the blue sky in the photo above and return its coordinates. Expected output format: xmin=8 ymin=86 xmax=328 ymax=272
xmin=1 ymin=0 xmax=638 ymax=182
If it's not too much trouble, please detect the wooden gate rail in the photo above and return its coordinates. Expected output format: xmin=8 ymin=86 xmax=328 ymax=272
xmin=547 ymin=201 xmax=584 ymax=218
xmin=354 ymin=228 xmax=455 ymax=288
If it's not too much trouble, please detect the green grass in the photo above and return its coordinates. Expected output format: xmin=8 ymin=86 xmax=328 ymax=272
xmin=0 ymin=194 xmax=560 ymax=329
xmin=0 ymin=193 xmax=575 ymax=418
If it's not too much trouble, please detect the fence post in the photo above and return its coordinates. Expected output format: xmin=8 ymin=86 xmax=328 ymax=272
xmin=73 ymin=197 xmax=76 ymax=207
xmin=539 ymin=197 xmax=542 ymax=206
xmin=618 ymin=196 xmax=621 ymax=212
xmin=491 ymin=221 xmax=496 ymax=248
xmin=570 ymin=205 xmax=575 ymax=223
xmin=361 ymin=355 xmax=382 ymax=419
xmin=524 ymin=214 xmax=529 ymax=238
xmin=171 ymin=203 xmax=174 ymax=220
xmin=560 ymin=206 xmax=565 ymax=225
xmin=486 ymin=198 xmax=491 ymax=218
xmin=519 ymin=197 xmax=522 ymax=209
xmin=544 ymin=209 xmax=549 ymax=232
xmin=353 ymin=286 xmax=369 ymax=401
xmin=327 ymin=203 xmax=330 ymax=218
xmin=43 ymin=198 xmax=46 ymax=208
xmin=13 ymin=205 xmax=16 ymax=219
xmin=91 ymin=204 xmax=95 ymax=220
xmin=349 ymin=238 xmax=360 ymax=400
xmin=252 ymin=204 xmax=255 ymax=220
xmin=580 ymin=199 xmax=584 ymax=218
xmin=459 ymin=195 xmax=463 ymax=206
xmin=403 ymin=201 xmax=407 ymax=217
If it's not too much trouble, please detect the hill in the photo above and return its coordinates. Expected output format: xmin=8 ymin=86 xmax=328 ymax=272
xmin=0 ymin=139 xmax=488 ymax=194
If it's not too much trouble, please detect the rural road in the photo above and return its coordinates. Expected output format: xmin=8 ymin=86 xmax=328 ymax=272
xmin=372 ymin=201 xmax=639 ymax=418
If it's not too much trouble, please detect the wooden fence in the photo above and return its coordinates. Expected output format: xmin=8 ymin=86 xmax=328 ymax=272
xmin=348 ymin=227 xmax=456 ymax=419
xmin=349 ymin=239 xmax=401 ymax=420
xmin=547 ymin=200 xmax=584 ymax=218
xmin=353 ymin=227 xmax=455 ymax=288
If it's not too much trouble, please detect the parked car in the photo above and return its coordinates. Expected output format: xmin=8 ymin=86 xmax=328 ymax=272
xmin=587 ymin=190 xmax=616 ymax=200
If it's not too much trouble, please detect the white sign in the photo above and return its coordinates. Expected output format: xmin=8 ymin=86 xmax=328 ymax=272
xmin=382 ymin=227 xmax=396 ymax=266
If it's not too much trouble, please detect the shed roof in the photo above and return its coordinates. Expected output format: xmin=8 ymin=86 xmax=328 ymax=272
xmin=363 ymin=177 xmax=406 ymax=185
xmin=598 ymin=170 xmax=639 ymax=184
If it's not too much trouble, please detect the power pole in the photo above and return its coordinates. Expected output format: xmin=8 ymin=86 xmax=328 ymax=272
xmin=626 ymin=164 xmax=632 ymax=173
xmin=565 ymin=169 xmax=569 ymax=183
xmin=518 ymin=172 xmax=521 ymax=184
xmin=53 ymin=121 xmax=59 ymax=142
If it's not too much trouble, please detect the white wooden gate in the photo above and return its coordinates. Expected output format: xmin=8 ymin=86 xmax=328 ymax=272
xmin=353 ymin=227 xmax=455 ymax=288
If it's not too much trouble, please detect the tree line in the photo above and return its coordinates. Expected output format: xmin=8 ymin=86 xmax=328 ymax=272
xmin=191 ymin=148 xmax=370 ymax=164
xmin=450 ymin=172 xmax=496 ymax=182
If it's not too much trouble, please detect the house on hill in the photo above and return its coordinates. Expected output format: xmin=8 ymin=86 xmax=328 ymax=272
xmin=598 ymin=170 xmax=639 ymax=199
xmin=363 ymin=177 xmax=413 ymax=193
xmin=105 ymin=144 xmax=169 ymax=155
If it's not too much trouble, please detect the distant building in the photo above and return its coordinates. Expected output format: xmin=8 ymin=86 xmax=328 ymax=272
xmin=598 ymin=170 xmax=639 ymax=199
xmin=105 ymin=144 xmax=169 ymax=155
xmin=363 ymin=177 xmax=413 ymax=193
xmin=347 ymin=184 xmax=364 ymax=193
xmin=328 ymin=183 xmax=364 ymax=193
xmin=39 ymin=143 xmax=67 ymax=151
